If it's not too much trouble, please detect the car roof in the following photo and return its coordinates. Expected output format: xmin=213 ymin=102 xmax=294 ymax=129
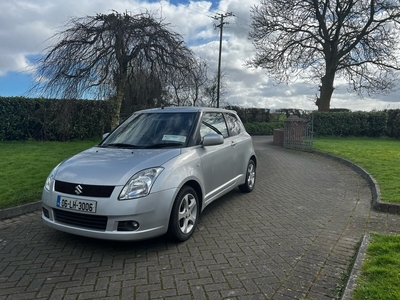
xmin=137 ymin=106 xmax=237 ymax=114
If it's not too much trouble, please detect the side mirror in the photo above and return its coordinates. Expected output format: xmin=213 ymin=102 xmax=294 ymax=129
xmin=202 ymin=133 xmax=224 ymax=146
xmin=102 ymin=133 xmax=110 ymax=140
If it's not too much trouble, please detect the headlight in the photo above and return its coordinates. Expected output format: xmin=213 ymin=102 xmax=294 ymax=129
xmin=119 ymin=167 xmax=164 ymax=200
xmin=44 ymin=164 xmax=61 ymax=191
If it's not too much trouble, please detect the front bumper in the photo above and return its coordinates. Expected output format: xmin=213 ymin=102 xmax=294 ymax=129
xmin=41 ymin=188 xmax=177 ymax=241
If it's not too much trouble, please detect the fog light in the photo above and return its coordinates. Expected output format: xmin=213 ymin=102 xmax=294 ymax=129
xmin=118 ymin=221 xmax=140 ymax=231
xmin=42 ymin=207 xmax=50 ymax=218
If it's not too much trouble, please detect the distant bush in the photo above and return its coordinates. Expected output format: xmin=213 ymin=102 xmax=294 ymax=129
xmin=244 ymin=110 xmax=398 ymax=138
xmin=244 ymin=121 xmax=284 ymax=135
xmin=226 ymin=105 xmax=270 ymax=123
xmin=385 ymin=109 xmax=400 ymax=138
xmin=0 ymin=97 xmax=112 ymax=141
xmin=313 ymin=111 xmax=388 ymax=137
xmin=327 ymin=108 xmax=351 ymax=113
xmin=273 ymin=108 xmax=313 ymax=119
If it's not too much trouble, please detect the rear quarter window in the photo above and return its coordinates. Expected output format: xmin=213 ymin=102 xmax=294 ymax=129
xmin=225 ymin=113 xmax=242 ymax=136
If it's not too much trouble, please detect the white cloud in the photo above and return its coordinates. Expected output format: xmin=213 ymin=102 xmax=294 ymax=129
xmin=0 ymin=0 xmax=399 ymax=110
xmin=0 ymin=54 xmax=31 ymax=76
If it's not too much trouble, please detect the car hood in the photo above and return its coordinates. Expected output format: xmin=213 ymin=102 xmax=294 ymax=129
xmin=54 ymin=147 xmax=181 ymax=185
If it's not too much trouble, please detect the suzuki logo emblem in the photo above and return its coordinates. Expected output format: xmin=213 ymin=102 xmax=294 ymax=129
xmin=75 ymin=185 xmax=83 ymax=195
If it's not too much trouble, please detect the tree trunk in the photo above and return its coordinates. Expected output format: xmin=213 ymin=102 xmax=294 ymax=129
xmin=111 ymin=68 xmax=128 ymax=129
xmin=316 ymin=71 xmax=335 ymax=111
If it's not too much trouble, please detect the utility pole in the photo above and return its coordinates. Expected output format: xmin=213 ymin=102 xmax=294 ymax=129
xmin=212 ymin=12 xmax=234 ymax=108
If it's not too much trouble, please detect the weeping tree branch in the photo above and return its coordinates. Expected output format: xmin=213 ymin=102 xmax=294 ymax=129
xmin=31 ymin=10 xmax=199 ymax=128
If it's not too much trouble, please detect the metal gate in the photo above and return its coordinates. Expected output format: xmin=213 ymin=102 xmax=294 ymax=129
xmin=283 ymin=114 xmax=313 ymax=151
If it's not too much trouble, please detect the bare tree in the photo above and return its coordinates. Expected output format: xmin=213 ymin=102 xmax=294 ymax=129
xmin=200 ymin=71 xmax=227 ymax=107
xmin=248 ymin=0 xmax=400 ymax=111
xmin=190 ymin=61 xmax=210 ymax=106
xmin=32 ymin=11 xmax=196 ymax=128
xmin=165 ymin=59 xmax=209 ymax=106
xmin=120 ymin=63 xmax=165 ymax=118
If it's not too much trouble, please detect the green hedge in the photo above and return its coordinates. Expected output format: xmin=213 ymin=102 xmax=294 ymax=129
xmin=244 ymin=121 xmax=284 ymax=135
xmin=313 ymin=111 xmax=389 ymax=137
xmin=0 ymin=97 xmax=112 ymax=141
xmin=385 ymin=109 xmax=400 ymax=138
xmin=2 ymin=97 xmax=399 ymax=140
xmin=226 ymin=105 xmax=270 ymax=123
xmin=245 ymin=110 xmax=400 ymax=138
xmin=311 ymin=109 xmax=400 ymax=138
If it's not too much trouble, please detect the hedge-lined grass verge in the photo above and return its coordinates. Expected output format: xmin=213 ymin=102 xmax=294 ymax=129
xmin=0 ymin=97 xmax=111 ymax=141
xmin=244 ymin=110 xmax=400 ymax=138
xmin=0 ymin=140 xmax=98 ymax=209
xmin=353 ymin=233 xmax=400 ymax=300
xmin=313 ymin=137 xmax=400 ymax=204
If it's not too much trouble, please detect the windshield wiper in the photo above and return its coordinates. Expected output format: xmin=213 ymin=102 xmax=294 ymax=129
xmin=145 ymin=142 xmax=184 ymax=149
xmin=202 ymin=121 xmax=222 ymax=135
xmin=102 ymin=143 xmax=140 ymax=149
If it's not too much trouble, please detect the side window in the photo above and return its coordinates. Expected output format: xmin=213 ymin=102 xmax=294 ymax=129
xmin=225 ymin=113 xmax=241 ymax=136
xmin=200 ymin=112 xmax=228 ymax=139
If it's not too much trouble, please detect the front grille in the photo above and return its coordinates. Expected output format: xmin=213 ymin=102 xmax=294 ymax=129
xmin=55 ymin=180 xmax=114 ymax=197
xmin=53 ymin=209 xmax=107 ymax=230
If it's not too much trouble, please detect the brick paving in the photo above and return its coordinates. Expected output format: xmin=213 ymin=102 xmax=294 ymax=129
xmin=1 ymin=136 xmax=400 ymax=300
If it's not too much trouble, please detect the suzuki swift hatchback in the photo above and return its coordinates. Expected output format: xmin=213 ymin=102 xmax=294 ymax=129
xmin=42 ymin=107 xmax=256 ymax=242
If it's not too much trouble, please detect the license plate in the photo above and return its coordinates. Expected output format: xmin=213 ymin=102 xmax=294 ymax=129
xmin=56 ymin=196 xmax=97 ymax=213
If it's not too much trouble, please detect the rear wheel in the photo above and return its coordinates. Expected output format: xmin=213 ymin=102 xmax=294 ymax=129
xmin=239 ymin=159 xmax=256 ymax=193
xmin=168 ymin=186 xmax=199 ymax=242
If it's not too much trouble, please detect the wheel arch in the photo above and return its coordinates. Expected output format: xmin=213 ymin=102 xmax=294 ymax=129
xmin=250 ymin=154 xmax=257 ymax=167
xmin=182 ymin=180 xmax=203 ymax=213
xmin=167 ymin=180 xmax=203 ymax=242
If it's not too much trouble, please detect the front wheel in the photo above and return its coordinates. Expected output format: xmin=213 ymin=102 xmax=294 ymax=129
xmin=239 ymin=159 xmax=256 ymax=193
xmin=168 ymin=186 xmax=199 ymax=242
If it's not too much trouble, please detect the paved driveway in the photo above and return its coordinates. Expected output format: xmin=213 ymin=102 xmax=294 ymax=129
xmin=1 ymin=136 xmax=400 ymax=300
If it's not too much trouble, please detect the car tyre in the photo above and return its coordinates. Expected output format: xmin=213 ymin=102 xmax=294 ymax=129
xmin=239 ymin=159 xmax=256 ymax=193
xmin=168 ymin=186 xmax=199 ymax=242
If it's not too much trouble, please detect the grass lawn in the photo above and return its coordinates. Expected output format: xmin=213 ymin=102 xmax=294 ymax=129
xmin=313 ymin=136 xmax=400 ymax=204
xmin=314 ymin=136 xmax=400 ymax=299
xmin=352 ymin=233 xmax=400 ymax=300
xmin=0 ymin=140 xmax=98 ymax=209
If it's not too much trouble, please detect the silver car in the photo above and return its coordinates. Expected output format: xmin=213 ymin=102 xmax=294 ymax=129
xmin=42 ymin=107 xmax=257 ymax=242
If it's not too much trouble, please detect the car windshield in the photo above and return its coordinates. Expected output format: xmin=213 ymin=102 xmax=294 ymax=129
xmin=100 ymin=112 xmax=196 ymax=149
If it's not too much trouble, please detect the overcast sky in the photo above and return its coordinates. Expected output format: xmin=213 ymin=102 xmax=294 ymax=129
xmin=1 ymin=0 xmax=399 ymax=111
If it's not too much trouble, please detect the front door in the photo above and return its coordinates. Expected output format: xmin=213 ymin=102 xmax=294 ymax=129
xmin=198 ymin=112 xmax=238 ymax=203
